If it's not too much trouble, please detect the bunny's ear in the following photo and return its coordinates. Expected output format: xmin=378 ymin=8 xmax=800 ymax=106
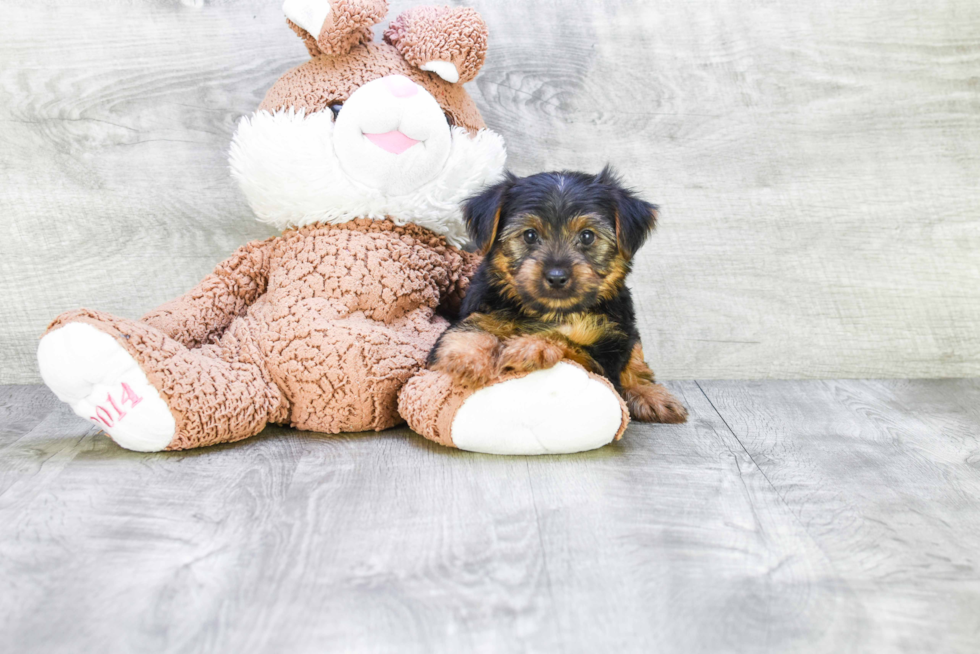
xmin=383 ymin=6 xmax=489 ymax=84
xmin=283 ymin=0 xmax=388 ymax=57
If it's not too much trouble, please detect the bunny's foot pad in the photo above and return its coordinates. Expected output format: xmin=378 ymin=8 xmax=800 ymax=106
xmin=38 ymin=323 xmax=176 ymax=452
xmin=401 ymin=362 xmax=629 ymax=455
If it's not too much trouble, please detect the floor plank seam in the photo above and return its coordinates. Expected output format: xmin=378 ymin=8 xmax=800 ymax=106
xmin=524 ymin=458 xmax=565 ymax=652
xmin=3 ymin=383 xmax=980 ymax=649
xmin=693 ymin=380 xmax=843 ymax=571
xmin=694 ymin=381 xmax=780 ymax=493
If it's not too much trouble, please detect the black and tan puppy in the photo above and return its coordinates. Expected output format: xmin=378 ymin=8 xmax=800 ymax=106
xmin=429 ymin=167 xmax=688 ymax=423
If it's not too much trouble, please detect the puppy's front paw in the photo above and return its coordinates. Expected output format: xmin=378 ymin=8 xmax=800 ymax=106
xmin=498 ymin=335 xmax=566 ymax=374
xmin=623 ymin=382 xmax=688 ymax=424
xmin=429 ymin=330 xmax=501 ymax=387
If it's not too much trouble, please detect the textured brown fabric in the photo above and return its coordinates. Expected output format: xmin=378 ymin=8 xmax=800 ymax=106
xmin=259 ymin=41 xmax=486 ymax=133
xmin=384 ymin=6 xmax=489 ymax=84
xmin=288 ymin=18 xmax=329 ymax=58
xmin=45 ymin=309 xmax=288 ymax=451
xmin=438 ymin=247 xmax=481 ymax=318
xmin=142 ymin=239 xmax=274 ymax=349
xmin=317 ymin=0 xmax=388 ymax=56
xmin=608 ymin=373 xmax=632 ymax=441
xmin=398 ymin=363 xmax=631 ymax=449
xmin=397 ymin=367 xmax=471 ymax=448
xmin=47 ymin=220 xmax=477 ymax=449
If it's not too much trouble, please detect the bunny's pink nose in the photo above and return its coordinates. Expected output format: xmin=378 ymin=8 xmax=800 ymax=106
xmin=382 ymin=75 xmax=419 ymax=98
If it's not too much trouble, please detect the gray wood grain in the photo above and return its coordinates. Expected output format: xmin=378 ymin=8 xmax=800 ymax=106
xmin=0 ymin=385 xmax=60 ymax=445
xmin=1 ymin=380 xmax=979 ymax=653
xmin=2 ymin=0 xmax=980 ymax=383
xmin=697 ymin=378 xmax=980 ymax=652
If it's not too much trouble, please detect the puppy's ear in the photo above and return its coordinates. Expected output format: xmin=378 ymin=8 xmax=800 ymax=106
xmin=464 ymin=173 xmax=515 ymax=254
xmin=596 ymin=165 xmax=659 ymax=260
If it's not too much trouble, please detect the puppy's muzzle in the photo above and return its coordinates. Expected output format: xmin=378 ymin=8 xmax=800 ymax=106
xmin=545 ymin=267 xmax=571 ymax=289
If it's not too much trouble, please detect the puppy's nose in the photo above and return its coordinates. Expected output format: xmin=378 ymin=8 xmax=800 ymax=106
xmin=382 ymin=75 xmax=419 ymax=98
xmin=545 ymin=268 xmax=570 ymax=289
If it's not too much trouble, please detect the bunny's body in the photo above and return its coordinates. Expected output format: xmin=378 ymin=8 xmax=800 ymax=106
xmin=37 ymin=1 xmax=630 ymax=454
xmin=46 ymin=219 xmax=474 ymax=449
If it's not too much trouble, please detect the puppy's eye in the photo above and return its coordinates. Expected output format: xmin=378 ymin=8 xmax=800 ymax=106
xmin=329 ymin=103 xmax=343 ymax=119
xmin=444 ymin=111 xmax=455 ymax=127
xmin=523 ymin=229 xmax=539 ymax=245
xmin=579 ymin=229 xmax=596 ymax=246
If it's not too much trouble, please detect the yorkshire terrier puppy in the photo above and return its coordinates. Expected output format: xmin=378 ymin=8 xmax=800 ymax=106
xmin=428 ymin=167 xmax=688 ymax=423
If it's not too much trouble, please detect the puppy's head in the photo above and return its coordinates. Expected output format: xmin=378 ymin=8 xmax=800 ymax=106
xmin=465 ymin=166 xmax=658 ymax=317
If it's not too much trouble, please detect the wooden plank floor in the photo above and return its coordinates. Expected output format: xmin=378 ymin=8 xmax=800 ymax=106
xmin=1 ymin=380 xmax=978 ymax=653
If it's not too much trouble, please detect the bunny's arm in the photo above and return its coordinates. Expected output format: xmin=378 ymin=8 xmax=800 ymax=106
xmin=141 ymin=238 xmax=276 ymax=349
xmin=437 ymin=248 xmax=482 ymax=321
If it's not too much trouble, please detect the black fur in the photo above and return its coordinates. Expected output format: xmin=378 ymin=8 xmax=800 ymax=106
xmin=595 ymin=165 xmax=659 ymax=258
xmin=454 ymin=270 xmax=640 ymax=391
xmin=447 ymin=167 xmax=658 ymax=390
xmin=463 ymin=171 xmax=516 ymax=252
xmin=463 ymin=166 xmax=657 ymax=259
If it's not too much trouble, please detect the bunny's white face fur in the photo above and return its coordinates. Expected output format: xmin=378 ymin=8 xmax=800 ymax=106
xmin=332 ymin=75 xmax=456 ymax=195
xmin=229 ymin=94 xmax=505 ymax=246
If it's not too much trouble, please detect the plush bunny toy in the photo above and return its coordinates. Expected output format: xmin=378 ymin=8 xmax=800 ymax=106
xmin=37 ymin=0 xmax=629 ymax=455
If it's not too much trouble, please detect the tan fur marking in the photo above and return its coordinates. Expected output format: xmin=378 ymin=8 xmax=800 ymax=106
xmin=489 ymin=250 xmax=524 ymax=306
xmin=498 ymin=336 xmax=568 ymax=374
xmin=567 ymin=213 xmax=600 ymax=234
xmin=498 ymin=215 xmax=626 ymax=316
xmin=596 ymin=257 xmax=629 ymax=301
xmin=549 ymin=343 xmax=598 ymax=371
xmin=556 ymin=314 xmax=610 ymax=346
xmin=619 ymin=343 xmax=687 ymax=423
xmin=429 ymin=329 xmax=501 ymax=387
xmin=480 ymin=206 xmax=502 ymax=255
xmin=466 ymin=312 xmax=520 ymax=340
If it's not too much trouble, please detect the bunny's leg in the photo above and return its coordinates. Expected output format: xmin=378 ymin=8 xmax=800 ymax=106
xmin=398 ymin=362 xmax=629 ymax=455
xmin=38 ymin=310 xmax=285 ymax=452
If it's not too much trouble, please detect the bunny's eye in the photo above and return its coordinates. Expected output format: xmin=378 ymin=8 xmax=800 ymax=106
xmin=329 ymin=103 xmax=343 ymax=119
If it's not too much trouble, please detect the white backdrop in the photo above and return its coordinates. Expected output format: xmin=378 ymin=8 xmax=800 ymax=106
xmin=2 ymin=0 xmax=979 ymax=383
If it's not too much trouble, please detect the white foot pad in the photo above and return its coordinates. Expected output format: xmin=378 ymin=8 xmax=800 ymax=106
xmin=37 ymin=323 xmax=176 ymax=452
xmin=451 ymin=362 xmax=624 ymax=455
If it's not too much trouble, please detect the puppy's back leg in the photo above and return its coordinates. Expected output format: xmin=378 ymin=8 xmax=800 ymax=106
xmin=619 ymin=343 xmax=688 ymax=424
